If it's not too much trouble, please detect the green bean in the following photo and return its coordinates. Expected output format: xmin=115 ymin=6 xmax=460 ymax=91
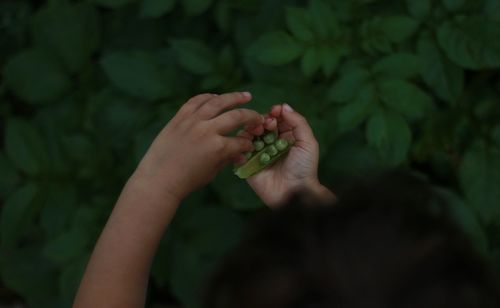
xmin=263 ymin=131 xmax=276 ymax=144
xmin=266 ymin=145 xmax=278 ymax=156
xmin=259 ymin=153 xmax=271 ymax=165
xmin=253 ymin=140 xmax=265 ymax=151
xmin=275 ymin=139 xmax=288 ymax=151
xmin=234 ymin=130 xmax=294 ymax=179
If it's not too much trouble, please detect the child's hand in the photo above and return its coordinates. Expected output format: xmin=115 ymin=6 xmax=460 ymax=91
xmin=238 ymin=104 xmax=333 ymax=207
xmin=134 ymin=92 xmax=264 ymax=202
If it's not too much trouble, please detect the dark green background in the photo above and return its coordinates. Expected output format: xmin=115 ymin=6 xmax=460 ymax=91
xmin=1 ymin=0 xmax=500 ymax=307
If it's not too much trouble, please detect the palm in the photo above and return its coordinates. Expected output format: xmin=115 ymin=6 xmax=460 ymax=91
xmin=247 ymin=141 xmax=317 ymax=207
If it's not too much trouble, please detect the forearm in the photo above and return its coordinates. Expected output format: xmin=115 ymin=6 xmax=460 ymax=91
xmin=73 ymin=173 xmax=180 ymax=308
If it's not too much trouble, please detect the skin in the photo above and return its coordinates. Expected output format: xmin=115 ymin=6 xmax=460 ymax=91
xmin=73 ymin=92 xmax=335 ymax=308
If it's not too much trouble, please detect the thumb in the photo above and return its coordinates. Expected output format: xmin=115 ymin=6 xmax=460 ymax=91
xmin=281 ymin=104 xmax=316 ymax=145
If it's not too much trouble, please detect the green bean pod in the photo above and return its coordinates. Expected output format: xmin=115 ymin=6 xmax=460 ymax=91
xmin=234 ymin=132 xmax=293 ymax=179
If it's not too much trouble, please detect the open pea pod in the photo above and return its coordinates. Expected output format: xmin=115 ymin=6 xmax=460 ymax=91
xmin=233 ymin=131 xmax=293 ymax=179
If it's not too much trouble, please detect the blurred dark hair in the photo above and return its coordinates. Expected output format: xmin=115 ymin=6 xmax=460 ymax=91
xmin=203 ymin=170 xmax=500 ymax=308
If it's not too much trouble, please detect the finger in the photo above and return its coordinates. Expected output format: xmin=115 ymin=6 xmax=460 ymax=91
xmin=278 ymin=121 xmax=293 ymax=133
xmin=280 ymin=103 xmax=316 ymax=144
xmin=179 ymin=93 xmax=217 ymax=115
xmin=264 ymin=117 xmax=277 ymax=131
xmin=270 ymin=104 xmax=282 ymax=118
xmin=231 ymin=153 xmax=247 ymax=166
xmin=196 ymin=91 xmax=252 ymax=119
xmin=222 ymin=137 xmax=254 ymax=158
xmin=212 ymin=108 xmax=264 ymax=134
xmin=237 ymin=129 xmax=254 ymax=140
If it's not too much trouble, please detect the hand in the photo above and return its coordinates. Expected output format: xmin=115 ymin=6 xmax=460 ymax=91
xmin=238 ymin=103 xmax=334 ymax=208
xmin=134 ymin=92 xmax=264 ymax=202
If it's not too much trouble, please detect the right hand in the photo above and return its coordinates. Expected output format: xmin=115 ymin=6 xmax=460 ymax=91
xmin=238 ymin=103 xmax=333 ymax=208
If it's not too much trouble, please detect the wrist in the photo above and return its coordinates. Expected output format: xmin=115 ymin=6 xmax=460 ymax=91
xmin=304 ymin=178 xmax=336 ymax=204
xmin=128 ymin=170 xmax=184 ymax=206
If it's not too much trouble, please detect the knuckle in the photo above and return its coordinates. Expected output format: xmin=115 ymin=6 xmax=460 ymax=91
xmin=230 ymin=109 xmax=245 ymax=121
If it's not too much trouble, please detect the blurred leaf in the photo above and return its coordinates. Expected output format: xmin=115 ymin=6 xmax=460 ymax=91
xmin=59 ymin=254 xmax=90 ymax=307
xmin=5 ymin=118 xmax=49 ymax=175
xmin=32 ymin=1 xmax=100 ymax=73
xmin=181 ymin=0 xmax=213 ymax=16
xmin=140 ymin=0 xmax=176 ymax=18
xmin=1 ymin=183 xmax=38 ymax=247
xmin=43 ymin=226 xmax=90 ymax=265
xmin=336 ymin=84 xmax=374 ymax=132
xmin=250 ymin=31 xmax=304 ymax=65
xmin=418 ymin=34 xmax=464 ymax=104
xmin=329 ymin=68 xmax=370 ymax=103
xmin=286 ymin=7 xmax=314 ymax=42
xmin=434 ymin=187 xmax=488 ymax=255
xmin=366 ymin=109 xmax=412 ymax=164
xmin=0 ymin=152 xmax=20 ymax=198
xmin=378 ymin=78 xmax=432 ymax=119
xmin=406 ymin=0 xmax=432 ymax=19
xmin=438 ymin=16 xmax=500 ymax=69
xmin=171 ymin=39 xmax=215 ymax=75
xmin=373 ymin=53 xmax=423 ymax=79
xmin=442 ymin=0 xmax=466 ymax=11
xmin=301 ymin=47 xmax=321 ymax=76
xmin=308 ymin=0 xmax=339 ymax=39
xmin=0 ymin=245 xmax=59 ymax=307
xmin=320 ymin=44 xmax=345 ymax=77
xmin=101 ymin=50 xmax=171 ymax=100
xmin=3 ymin=48 xmax=70 ymax=104
xmin=212 ymin=167 xmax=265 ymax=211
xmin=459 ymin=144 xmax=500 ymax=224
xmin=91 ymin=0 xmax=138 ymax=8
xmin=381 ymin=16 xmax=419 ymax=43
xmin=169 ymin=206 xmax=244 ymax=308
xmin=40 ymin=185 xmax=78 ymax=237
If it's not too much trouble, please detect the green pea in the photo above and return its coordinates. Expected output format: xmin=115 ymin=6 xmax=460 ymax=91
xmin=253 ymin=140 xmax=265 ymax=151
xmin=244 ymin=152 xmax=253 ymax=160
xmin=263 ymin=132 xmax=276 ymax=144
xmin=267 ymin=145 xmax=278 ymax=156
xmin=259 ymin=153 xmax=271 ymax=165
xmin=275 ymin=139 xmax=288 ymax=151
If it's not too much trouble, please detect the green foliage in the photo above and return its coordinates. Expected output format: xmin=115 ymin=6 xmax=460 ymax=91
xmin=1 ymin=0 xmax=500 ymax=307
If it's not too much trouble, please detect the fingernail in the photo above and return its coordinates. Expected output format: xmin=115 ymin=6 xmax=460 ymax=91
xmin=242 ymin=91 xmax=252 ymax=98
xmin=283 ymin=103 xmax=293 ymax=112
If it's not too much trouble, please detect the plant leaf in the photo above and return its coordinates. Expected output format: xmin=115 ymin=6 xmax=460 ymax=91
xmin=181 ymin=0 xmax=213 ymax=16
xmin=140 ymin=0 xmax=176 ymax=18
xmin=171 ymin=39 xmax=215 ymax=75
xmin=250 ymin=31 xmax=304 ymax=65
xmin=336 ymin=84 xmax=374 ymax=132
xmin=378 ymin=78 xmax=432 ymax=119
xmin=286 ymin=7 xmax=314 ymax=42
xmin=381 ymin=16 xmax=419 ymax=43
xmin=91 ymin=0 xmax=138 ymax=8
xmin=0 ymin=152 xmax=20 ymax=199
xmin=437 ymin=16 xmax=500 ymax=69
xmin=459 ymin=144 xmax=500 ymax=224
xmin=329 ymin=68 xmax=370 ymax=103
xmin=418 ymin=34 xmax=464 ymax=104
xmin=3 ymin=49 xmax=70 ymax=104
xmin=442 ymin=0 xmax=466 ymax=11
xmin=406 ymin=0 xmax=432 ymax=19
xmin=1 ymin=183 xmax=39 ymax=247
xmin=32 ymin=2 xmax=100 ymax=73
xmin=373 ymin=53 xmax=423 ymax=79
xmin=100 ymin=50 xmax=170 ymax=100
xmin=366 ymin=109 xmax=412 ymax=164
xmin=5 ymin=118 xmax=49 ymax=176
